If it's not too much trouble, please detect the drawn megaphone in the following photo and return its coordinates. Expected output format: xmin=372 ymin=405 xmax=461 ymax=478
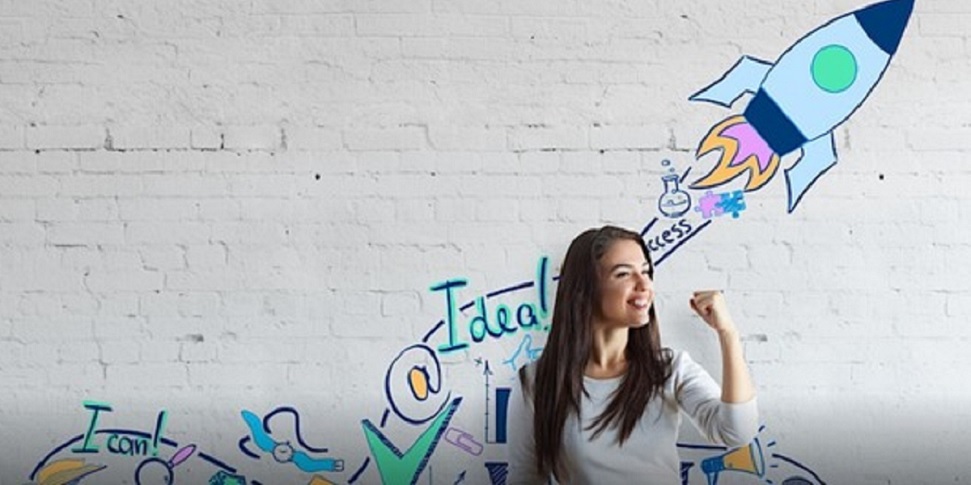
xmin=700 ymin=438 xmax=765 ymax=485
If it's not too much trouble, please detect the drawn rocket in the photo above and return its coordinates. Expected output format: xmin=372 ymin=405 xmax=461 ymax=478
xmin=689 ymin=0 xmax=914 ymax=212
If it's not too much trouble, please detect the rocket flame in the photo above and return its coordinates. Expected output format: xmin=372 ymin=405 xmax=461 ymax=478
xmin=690 ymin=115 xmax=781 ymax=192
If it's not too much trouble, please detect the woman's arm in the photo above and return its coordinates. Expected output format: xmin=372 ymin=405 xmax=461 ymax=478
xmin=690 ymin=290 xmax=755 ymax=403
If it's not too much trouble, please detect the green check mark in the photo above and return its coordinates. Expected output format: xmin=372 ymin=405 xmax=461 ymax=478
xmin=361 ymin=397 xmax=463 ymax=485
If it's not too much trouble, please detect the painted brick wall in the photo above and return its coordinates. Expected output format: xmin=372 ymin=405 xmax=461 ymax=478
xmin=1 ymin=0 xmax=969 ymax=484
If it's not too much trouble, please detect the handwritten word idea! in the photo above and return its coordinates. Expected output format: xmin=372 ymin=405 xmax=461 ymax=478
xmin=432 ymin=257 xmax=552 ymax=354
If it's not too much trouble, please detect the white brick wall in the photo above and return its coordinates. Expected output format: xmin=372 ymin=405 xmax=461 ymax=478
xmin=1 ymin=0 xmax=968 ymax=484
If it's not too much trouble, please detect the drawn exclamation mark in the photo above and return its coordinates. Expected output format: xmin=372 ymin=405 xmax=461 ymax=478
xmin=152 ymin=410 xmax=168 ymax=456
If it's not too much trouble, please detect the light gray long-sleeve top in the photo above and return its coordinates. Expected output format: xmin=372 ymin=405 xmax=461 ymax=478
xmin=506 ymin=350 xmax=759 ymax=485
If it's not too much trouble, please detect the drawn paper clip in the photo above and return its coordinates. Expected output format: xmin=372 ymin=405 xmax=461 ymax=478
xmin=444 ymin=428 xmax=483 ymax=456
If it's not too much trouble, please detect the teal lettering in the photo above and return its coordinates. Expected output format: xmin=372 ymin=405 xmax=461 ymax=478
xmin=469 ymin=297 xmax=489 ymax=342
xmin=537 ymin=256 xmax=550 ymax=319
xmin=152 ymin=410 xmax=167 ymax=456
xmin=496 ymin=304 xmax=517 ymax=334
xmin=430 ymin=279 xmax=469 ymax=353
xmin=517 ymin=302 xmax=539 ymax=329
xmin=72 ymin=400 xmax=112 ymax=453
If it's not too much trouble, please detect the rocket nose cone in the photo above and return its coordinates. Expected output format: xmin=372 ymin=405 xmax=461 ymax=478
xmin=855 ymin=0 xmax=915 ymax=56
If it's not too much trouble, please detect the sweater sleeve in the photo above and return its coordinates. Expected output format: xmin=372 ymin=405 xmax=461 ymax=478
xmin=674 ymin=350 xmax=759 ymax=448
xmin=506 ymin=367 xmax=548 ymax=485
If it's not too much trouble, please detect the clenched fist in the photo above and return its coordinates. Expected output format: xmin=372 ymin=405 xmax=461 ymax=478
xmin=689 ymin=290 xmax=737 ymax=334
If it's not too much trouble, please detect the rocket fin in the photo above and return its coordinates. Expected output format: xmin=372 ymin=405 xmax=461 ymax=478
xmin=785 ymin=133 xmax=838 ymax=213
xmin=689 ymin=56 xmax=773 ymax=108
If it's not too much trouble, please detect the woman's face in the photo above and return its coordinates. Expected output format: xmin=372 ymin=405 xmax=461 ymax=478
xmin=595 ymin=239 xmax=654 ymax=328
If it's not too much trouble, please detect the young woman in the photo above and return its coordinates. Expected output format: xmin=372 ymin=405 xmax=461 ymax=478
xmin=507 ymin=226 xmax=758 ymax=484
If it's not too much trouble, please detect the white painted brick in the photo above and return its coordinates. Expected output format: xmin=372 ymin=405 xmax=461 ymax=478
xmin=228 ymin=174 xmax=296 ymax=197
xmin=47 ymin=222 xmax=125 ymax=246
xmin=518 ymin=151 xmax=560 ymax=173
xmin=141 ymin=174 xmax=230 ymax=197
xmin=86 ymin=270 xmax=164 ymax=292
xmin=344 ymin=127 xmax=426 ymax=151
xmin=428 ymin=125 xmax=507 ymax=151
xmin=0 ymin=199 xmax=35 ymax=221
xmin=197 ymin=199 xmax=241 ymax=221
xmin=165 ymin=270 xmax=246 ymax=292
xmin=556 ymin=197 xmax=601 ymax=222
xmin=0 ymin=152 xmax=37 ymax=174
xmin=0 ymin=125 xmax=24 ymax=149
xmin=211 ymin=221 xmax=288 ymax=244
xmin=0 ymin=222 xmax=46 ymax=246
xmin=109 ymin=126 xmax=192 ymax=150
xmin=222 ymin=125 xmax=283 ymax=151
xmin=590 ymin=124 xmax=669 ymax=150
xmin=190 ymin=126 xmax=223 ymax=150
xmin=0 ymin=175 xmax=58 ymax=197
xmin=78 ymin=150 xmax=166 ymax=173
xmin=380 ymin=291 xmax=422 ymax=316
xmin=180 ymin=340 xmax=217 ymax=363
xmin=25 ymin=125 xmax=105 ymax=150
xmin=919 ymin=14 xmax=971 ymax=37
xmin=77 ymin=198 xmax=119 ymax=220
xmin=98 ymin=340 xmax=139 ymax=365
xmin=58 ymin=175 xmax=144 ymax=197
xmin=185 ymin=244 xmax=228 ymax=269
xmin=286 ymin=126 xmax=343 ymax=151
xmin=359 ymin=14 xmax=508 ymax=37
xmin=118 ymin=198 xmax=199 ymax=221
xmin=251 ymin=0 xmax=430 ymax=14
xmin=10 ymin=316 xmax=92 ymax=342
xmin=106 ymin=363 xmax=187 ymax=388
xmin=474 ymin=197 xmax=518 ymax=222
xmin=186 ymin=362 xmax=288 ymax=388
xmin=368 ymin=221 xmax=449 ymax=246
xmin=351 ymin=198 xmax=396 ymax=222
xmin=541 ymin=174 xmax=624 ymax=198
xmin=125 ymin=222 xmax=211 ymax=245
xmin=508 ymin=125 xmax=588 ymax=151
xmin=396 ymin=198 xmax=436 ymax=221
xmin=35 ymin=150 xmax=78 ymax=173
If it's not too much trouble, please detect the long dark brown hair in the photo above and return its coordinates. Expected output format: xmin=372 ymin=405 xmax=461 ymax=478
xmin=519 ymin=225 xmax=673 ymax=481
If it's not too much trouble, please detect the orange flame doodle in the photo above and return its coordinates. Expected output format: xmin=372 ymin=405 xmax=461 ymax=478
xmin=690 ymin=115 xmax=781 ymax=192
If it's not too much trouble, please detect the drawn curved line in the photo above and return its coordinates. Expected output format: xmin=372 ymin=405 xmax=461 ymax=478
xmin=771 ymin=453 xmax=826 ymax=485
xmin=486 ymin=280 xmax=533 ymax=299
xmin=263 ymin=406 xmax=329 ymax=454
xmin=241 ymin=411 xmax=276 ymax=452
xmin=640 ymin=217 xmax=660 ymax=237
xmin=348 ymin=456 xmax=370 ymax=484
xmin=422 ymin=320 xmax=445 ymax=343
xmin=237 ymin=436 xmax=262 ymax=459
xmin=196 ymin=451 xmax=236 ymax=472
xmin=134 ymin=457 xmax=172 ymax=485
xmin=29 ymin=434 xmax=83 ymax=480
